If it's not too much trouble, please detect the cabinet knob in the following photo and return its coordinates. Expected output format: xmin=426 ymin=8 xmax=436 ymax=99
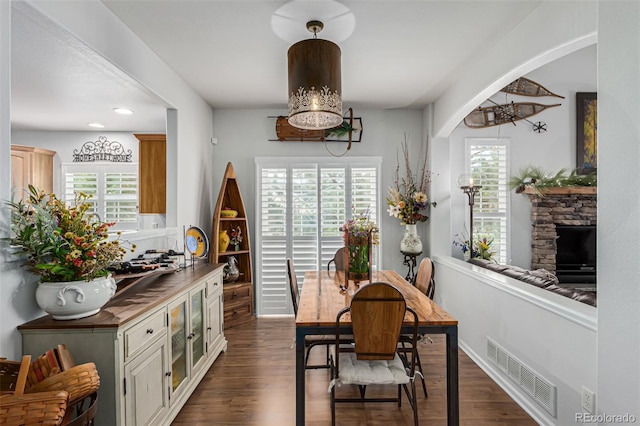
xmin=214 ymin=282 xmax=219 ymax=286
xmin=165 ymin=371 xmax=172 ymax=377
xmin=207 ymin=327 xmax=212 ymax=331
xmin=146 ymin=328 xmax=154 ymax=334
xmin=187 ymin=332 xmax=195 ymax=340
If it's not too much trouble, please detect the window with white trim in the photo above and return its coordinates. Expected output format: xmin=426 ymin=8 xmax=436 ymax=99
xmin=63 ymin=163 xmax=138 ymax=230
xmin=465 ymin=139 xmax=510 ymax=264
xmin=255 ymin=157 xmax=381 ymax=316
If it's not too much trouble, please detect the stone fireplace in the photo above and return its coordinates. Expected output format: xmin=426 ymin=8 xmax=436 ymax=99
xmin=525 ymin=187 xmax=597 ymax=278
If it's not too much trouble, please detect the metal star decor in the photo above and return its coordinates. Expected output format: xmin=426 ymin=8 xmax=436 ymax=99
xmin=533 ymin=121 xmax=547 ymax=133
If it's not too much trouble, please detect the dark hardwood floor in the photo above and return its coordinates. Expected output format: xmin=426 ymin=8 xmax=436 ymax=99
xmin=172 ymin=318 xmax=537 ymax=425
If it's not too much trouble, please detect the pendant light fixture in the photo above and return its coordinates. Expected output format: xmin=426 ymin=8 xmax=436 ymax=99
xmin=287 ymin=20 xmax=342 ymax=130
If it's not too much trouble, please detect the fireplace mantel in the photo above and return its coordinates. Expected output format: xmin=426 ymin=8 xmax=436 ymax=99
xmin=523 ymin=186 xmax=597 ymax=196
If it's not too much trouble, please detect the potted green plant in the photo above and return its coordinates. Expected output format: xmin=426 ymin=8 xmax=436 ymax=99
xmin=4 ymin=185 xmax=136 ymax=319
xmin=341 ymin=209 xmax=379 ymax=282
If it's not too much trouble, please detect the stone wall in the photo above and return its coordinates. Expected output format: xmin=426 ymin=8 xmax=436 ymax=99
xmin=526 ymin=188 xmax=597 ymax=272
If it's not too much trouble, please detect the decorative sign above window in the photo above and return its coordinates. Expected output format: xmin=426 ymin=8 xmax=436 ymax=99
xmin=73 ymin=136 xmax=133 ymax=162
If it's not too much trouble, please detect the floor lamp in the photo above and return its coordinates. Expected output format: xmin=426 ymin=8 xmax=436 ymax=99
xmin=458 ymin=174 xmax=482 ymax=259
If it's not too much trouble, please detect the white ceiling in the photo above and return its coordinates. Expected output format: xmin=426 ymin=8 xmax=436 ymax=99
xmin=11 ymin=0 xmax=543 ymax=132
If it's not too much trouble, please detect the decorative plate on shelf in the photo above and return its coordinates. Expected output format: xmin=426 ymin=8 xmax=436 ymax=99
xmin=185 ymin=226 xmax=209 ymax=259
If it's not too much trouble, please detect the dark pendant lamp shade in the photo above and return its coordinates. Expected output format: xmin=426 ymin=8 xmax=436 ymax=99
xmin=287 ymin=29 xmax=342 ymax=130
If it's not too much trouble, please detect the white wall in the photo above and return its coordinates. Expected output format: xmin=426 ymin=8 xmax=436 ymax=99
xmin=597 ymin=0 xmax=640 ymax=420
xmin=434 ymin=256 xmax=597 ymax=425
xmin=10 ymin=130 xmax=139 ymax=195
xmin=0 ymin=0 xmax=213 ymax=360
xmin=429 ymin=0 xmax=640 ymax=423
xmin=210 ymin=108 xmax=427 ymax=276
xmin=448 ymin=45 xmax=597 ymax=268
xmin=432 ymin=1 xmax=597 ymax=139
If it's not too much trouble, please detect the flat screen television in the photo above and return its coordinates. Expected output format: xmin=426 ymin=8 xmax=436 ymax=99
xmin=555 ymin=225 xmax=597 ymax=270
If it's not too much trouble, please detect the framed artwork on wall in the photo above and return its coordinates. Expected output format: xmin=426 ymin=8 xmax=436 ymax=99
xmin=576 ymin=92 xmax=597 ymax=173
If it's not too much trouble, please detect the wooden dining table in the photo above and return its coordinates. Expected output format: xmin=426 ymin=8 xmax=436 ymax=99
xmin=296 ymin=269 xmax=459 ymax=425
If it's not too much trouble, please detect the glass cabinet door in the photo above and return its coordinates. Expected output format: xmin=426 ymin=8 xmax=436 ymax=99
xmin=169 ymin=299 xmax=187 ymax=392
xmin=190 ymin=288 xmax=205 ymax=368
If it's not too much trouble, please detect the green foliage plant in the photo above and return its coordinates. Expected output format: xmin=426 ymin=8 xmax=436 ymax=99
xmin=509 ymin=166 xmax=597 ymax=195
xmin=5 ymin=185 xmax=136 ymax=282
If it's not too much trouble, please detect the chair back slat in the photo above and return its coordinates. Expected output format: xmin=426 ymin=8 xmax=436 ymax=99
xmin=347 ymin=283 xmax=406 ymax=361
xmin=327 ymin=247 xmax=346 ymax=271
xmin=287 ymin=259 xmax=299 ymax=314
xmin=415 ymin=257 xmax=435 ymax=300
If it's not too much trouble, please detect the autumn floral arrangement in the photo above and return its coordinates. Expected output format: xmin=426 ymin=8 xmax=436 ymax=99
xmin=386 ymin=135 xmax=436 ymax=224
xmin=229 ymin=226 xmax=243 ymax=250
xmin=340 ymin=209 xmax=379 ymax=246
xmin=5 ymin=185 xmax=135 ymax=282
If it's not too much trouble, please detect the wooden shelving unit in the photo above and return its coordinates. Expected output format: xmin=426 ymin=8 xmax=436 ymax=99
xmin=210 ymin=162 xmax=255 ymax=329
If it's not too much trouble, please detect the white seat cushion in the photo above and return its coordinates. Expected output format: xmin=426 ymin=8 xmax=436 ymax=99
xmin=331 ymin=346 xmax=409 ymax=385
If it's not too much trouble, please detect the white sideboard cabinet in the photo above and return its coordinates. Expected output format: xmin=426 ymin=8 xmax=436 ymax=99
xmin=19 ymin=262 xmax=227 ymax=426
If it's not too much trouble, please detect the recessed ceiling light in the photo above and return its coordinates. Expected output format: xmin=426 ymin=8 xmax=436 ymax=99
xmin=113 ymin=108 xmax=133 ymax=115
xmin=88 ymin=123 xmax=104 ymax=128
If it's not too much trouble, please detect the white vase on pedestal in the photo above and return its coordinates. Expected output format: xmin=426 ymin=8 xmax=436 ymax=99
xmin=400 ymin=224 xmax=423 ymax=254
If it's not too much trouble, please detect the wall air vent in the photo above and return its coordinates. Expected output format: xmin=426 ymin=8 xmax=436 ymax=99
xmin=487 ymin=337 xmax=557 ymax=417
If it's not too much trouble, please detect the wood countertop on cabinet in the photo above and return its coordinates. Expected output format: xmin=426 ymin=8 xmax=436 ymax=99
xmin=18 ymin=262 xmax=225 ymax=330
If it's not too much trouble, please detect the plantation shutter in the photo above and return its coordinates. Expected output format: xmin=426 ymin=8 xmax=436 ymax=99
xmin=104 ymin=172 xmax=138 ymax=225
xmin=255 ymin=157 xmax=381 ymax=316
xmin=64 ymin=172 xmax=99 ymax=216
xmin=258 ymin=167 xmax=289 ymax=313
xmin=63 ymin=163 xmax=138 ymax=230
xmin=320 ymin=167 xmax=346 ymax=269
xmin=466 ymin=139 xmax=510 ymax=264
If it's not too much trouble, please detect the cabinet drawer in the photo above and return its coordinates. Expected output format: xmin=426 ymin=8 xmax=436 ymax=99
xmin=223 ymin=284 xmax=250 ymax=303
xmin=206 ymin=274 xmax=223 ymax=298
xmin=223 ymin=300 xmax=253 ymax=329
xmin=124 ymin=310 xmax=166 ymax=362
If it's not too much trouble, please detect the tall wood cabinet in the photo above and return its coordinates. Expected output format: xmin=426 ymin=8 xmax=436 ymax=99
xmin=210 ymin=162 xmax=255 ymax=329
xmin=135 ymin=133 xmax=166 ymax=214
xmin=10 ymin=145 xmax=56 ymax=199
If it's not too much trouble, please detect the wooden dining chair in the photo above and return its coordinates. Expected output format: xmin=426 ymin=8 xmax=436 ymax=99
xmin=329 ymin=282 xmax=420 ymax=426
xmin=326 ymin=247 xmax=346 ymax=272
xmin=415 ymin=257 xmax=435 ymax=300
xmin=287 ymin=259 xmax=335 ymax=369
xmin=399 ymin=257 xmax=435 ymax=397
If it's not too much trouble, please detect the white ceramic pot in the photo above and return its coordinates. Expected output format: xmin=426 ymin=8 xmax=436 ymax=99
xmin=35 ymin=274 xmax=116 ymax=320
xmin=400 ymin=224 xmax=423 ymax=254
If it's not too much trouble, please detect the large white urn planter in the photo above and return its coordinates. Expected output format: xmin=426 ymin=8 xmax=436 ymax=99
xmin=35 ymin=274 xmax=117 ymax=320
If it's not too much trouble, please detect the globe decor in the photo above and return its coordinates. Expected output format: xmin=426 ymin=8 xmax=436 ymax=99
xmin=340 ymin=211 xmax=379 ymax=286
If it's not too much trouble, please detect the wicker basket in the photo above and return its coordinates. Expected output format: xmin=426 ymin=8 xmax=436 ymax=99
xmin=25 ymin=363 xmax=100 ymax=404
xmin=0 ymin=390 xmax=68 ymax=425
